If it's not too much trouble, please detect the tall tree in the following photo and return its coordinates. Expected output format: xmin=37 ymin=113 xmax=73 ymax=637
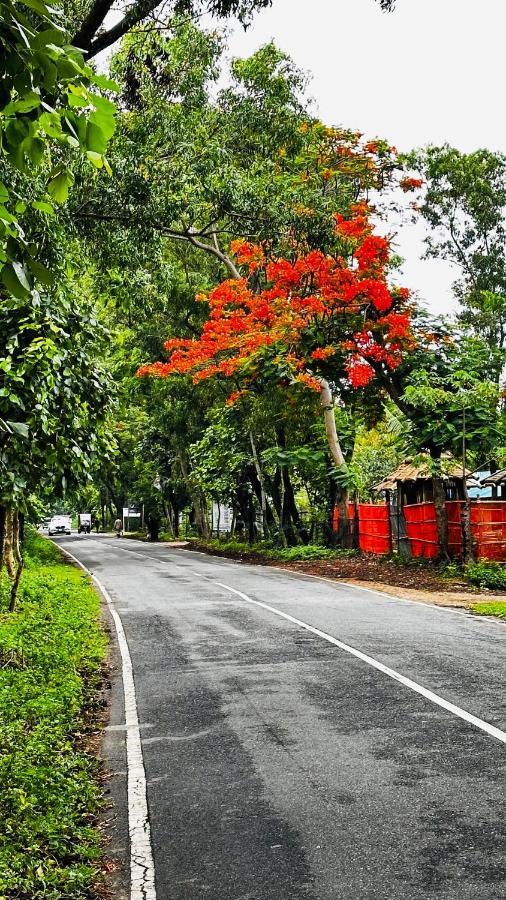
xmin=138 ymin=207 xmax=414 ymax=541
xmin=406 ymin=145 xmax=506 ymax=359
xmin=71 ymin=0 xmax=271 ymax=59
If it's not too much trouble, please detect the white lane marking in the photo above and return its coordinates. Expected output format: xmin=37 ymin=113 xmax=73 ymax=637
xmin=61 ymin=547 xmax=157 ymax=900
xmin=165 ymin=548 xmax=505 ymax=626
xmin=214 ymin=581 xmax=506 ymax=745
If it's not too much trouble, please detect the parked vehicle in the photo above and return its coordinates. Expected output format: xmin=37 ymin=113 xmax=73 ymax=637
xmin=78 ymin=513 xmax=92 ymax=534
xmin=48 ymin=515 xmax=72 ymax=536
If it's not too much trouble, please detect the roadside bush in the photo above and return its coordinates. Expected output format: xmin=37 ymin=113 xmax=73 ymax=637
xmin=0 ymin=529 xmax=107 ymax=898
xmin=189 ymin=538 xmax=357 ymax=562
xmin=269 ymin=545 xmax=353 ymax=562
xmin=465 ymin=559 xmax=506 ymax=591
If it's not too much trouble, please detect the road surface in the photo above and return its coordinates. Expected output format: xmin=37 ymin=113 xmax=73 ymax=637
xmin=57 ymin=535 xmax=506 ymax=900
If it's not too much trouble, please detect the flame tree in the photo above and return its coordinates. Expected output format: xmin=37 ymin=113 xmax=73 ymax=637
xmin=139 ymin=207 xmax=414 ymax=541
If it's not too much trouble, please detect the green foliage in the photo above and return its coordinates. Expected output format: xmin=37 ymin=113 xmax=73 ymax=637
xmin=470 ymin=601 xmax=506 ymax=619
xmin=189 ymin=537 xmax=355 ymax=561
xmin=269 ymin=544 xmax=354 ymax=561
xmin=0 ymin=529 xmax=107 ymax=897
xmin=465 ymin=559 xmax=506 ymax=592
xmin=400 ymin=329 xmax=504 ymax=460
xmin=0 ymin=286 xmax=116 ymax=506
xmin=407 ymin=145 xmax=506 ymax=353
xmin=0 ymin=0 xmax=116 ymax=298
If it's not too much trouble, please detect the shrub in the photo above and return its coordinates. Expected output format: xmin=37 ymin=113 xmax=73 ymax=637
xmin=465 ymin=559 xmax=506 ymax=591
xmin=269 ymin=545 xmax=351 ymax=562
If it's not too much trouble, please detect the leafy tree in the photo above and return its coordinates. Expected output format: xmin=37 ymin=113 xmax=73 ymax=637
xmin=407 ymin=146 xmax=506 ymax=358
xmin=0 ymin=286 xmax=115 ymax=605
xmin=77 ymin=23 xmax=397 ymax=277
xmin=139 ymin=207 xmax=414 ymax=542
xmin=1 ymin=0 xmax=117 ymax=603
xmin=71 ymin=0 xmax=396 ymax=61
xmin=71 ymin=0 xmax=272 ymax=59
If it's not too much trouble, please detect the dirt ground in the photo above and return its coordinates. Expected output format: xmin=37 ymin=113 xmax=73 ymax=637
xmin=182 ymin=542 xmax=506 ymax=610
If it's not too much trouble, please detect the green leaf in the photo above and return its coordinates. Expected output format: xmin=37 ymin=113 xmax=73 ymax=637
xmin=32 ymin=27 xmax=65 ymax=50
xmin=32 ymin=200 xmax=55 ymax=216
xmin=90 ymin=74 xmax=120 ymax=92
xmin=85 ymin=121 xmax=108 ymax=155
xmin=6 ymin=421 xmax=29 ymax=438
xmin=85 ymin=150 xmax=103 ymax=169
xmin=29 ymin=259 xmax=54 ymax=286
xmin=1 ymin=262 xmax=31 ymax=298
xmin=47 ymin=169 xmax=73 ymax=203
xmin=19 ymin=0 xmax=60 ymax=17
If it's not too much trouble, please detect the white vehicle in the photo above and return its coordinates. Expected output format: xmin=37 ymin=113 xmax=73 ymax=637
xmin=78 ymin=513 xmax=92 ymax=534
xmin=48 ymin=515 xmax=72 ymax=536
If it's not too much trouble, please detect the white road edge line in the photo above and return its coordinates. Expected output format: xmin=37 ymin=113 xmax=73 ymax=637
xmin=214 ymin=580 xmax=506 ymax=746
xmin=60 ymin=547 xmax=157 ymax=900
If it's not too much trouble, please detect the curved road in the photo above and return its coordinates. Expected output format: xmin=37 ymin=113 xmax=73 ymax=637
xmin=57 ymin=535 xmax=505 ymax=900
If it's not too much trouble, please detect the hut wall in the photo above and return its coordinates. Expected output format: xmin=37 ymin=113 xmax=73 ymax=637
xmin=335 ymin=499 xmax=506 ymax=561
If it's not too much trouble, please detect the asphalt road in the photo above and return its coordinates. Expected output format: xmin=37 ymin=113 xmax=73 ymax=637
xmin=56 ymin=535 xmax=506 ymax=900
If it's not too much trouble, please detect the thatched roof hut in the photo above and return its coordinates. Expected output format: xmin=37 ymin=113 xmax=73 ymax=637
xmin=374 ymin=454 xmax=473 ymax=504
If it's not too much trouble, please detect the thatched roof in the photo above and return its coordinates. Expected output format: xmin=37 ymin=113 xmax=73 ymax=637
xmin=374 ymin=455 xmax=471 ymax=492
xmin=481 ymin=468 xmax=506 ymax=487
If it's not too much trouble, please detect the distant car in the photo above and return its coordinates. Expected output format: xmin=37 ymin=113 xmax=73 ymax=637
xmin=48 ymin=516 xmax=71 ymax=536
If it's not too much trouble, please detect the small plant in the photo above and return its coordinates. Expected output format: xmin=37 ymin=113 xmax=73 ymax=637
xmin=465 ymin=559 xmax=506 ymax=591
xmin=269 ymin=545 xmax=349 ymax=562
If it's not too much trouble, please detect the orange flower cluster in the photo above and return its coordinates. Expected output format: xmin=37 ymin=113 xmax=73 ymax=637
xmin=399 ymin=176 xmax=423 ymax=192
xmin=138 ymin=209 xmax=414 ymax=398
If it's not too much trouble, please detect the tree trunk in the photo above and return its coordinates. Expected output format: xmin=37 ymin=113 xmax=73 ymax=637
xmin=249 ymin=431 xmax=270 ymax=540
xmin=248 ymin=467 xmax=277 ymax=530
xmin=0 ymin=506 xmax=5 ymax=573
xmin=2 ymin=507 xmax=24 ymax=611
xmin=269 ymin=468 xmax=290 ymax=546
xmin=319 ymin=378 xmax=345 ymax=467
xmin=3 ymin=507 xmax=16 ymax=580
xmin=177 ymin=452 xmax=209 ymax=539
xmin=432 ymin=477 xmax=450 ymax=562
xmin=460 ymin=476 xmax=474 ymax=565
xmin=318 ymin=378 xmax=349 ymax=546
xmin=275 ymin=427 xmax=308 ymax=544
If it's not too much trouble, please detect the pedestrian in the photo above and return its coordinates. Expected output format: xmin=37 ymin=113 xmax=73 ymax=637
xmin=114 ymin=517 xmax=123 ymax=537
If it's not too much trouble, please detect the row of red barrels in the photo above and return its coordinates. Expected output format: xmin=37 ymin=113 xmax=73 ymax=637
xmin=334 ymin=501 xmax=506 ymax=561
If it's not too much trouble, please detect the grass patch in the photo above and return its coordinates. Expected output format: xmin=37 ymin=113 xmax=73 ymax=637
xmin=0 ymin=529 xmax=107 ymax=899
xmin=464 ymin=560 xmax=506 ymax=592
xmin=188 ymin=538 xmax=357 ymax=562
xmin=470 ymin=601 xmax=506 ymax=620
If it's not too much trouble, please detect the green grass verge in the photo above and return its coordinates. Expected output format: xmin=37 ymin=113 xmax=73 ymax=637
xmin=188 ymin=538 xmax=357 ymax=562
xmin=0 ymin=529 xmax=107 ymax=899
xmin=470 ymin=601 xmax=506 ymax=620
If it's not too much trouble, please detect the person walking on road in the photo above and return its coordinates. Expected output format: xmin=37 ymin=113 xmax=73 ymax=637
xmin=114 ymin=517 xmax=123 ymax=537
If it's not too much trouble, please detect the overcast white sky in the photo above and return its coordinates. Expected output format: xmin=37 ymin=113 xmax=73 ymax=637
xmin=221 ymin=0 xmax=506 ymax=315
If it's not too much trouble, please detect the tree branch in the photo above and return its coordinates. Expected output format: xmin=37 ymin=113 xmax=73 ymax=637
xmin=75 ymin=0 xmax=163 ymax=58
xmin=72 ymin=0 xmax=115 ymax=55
